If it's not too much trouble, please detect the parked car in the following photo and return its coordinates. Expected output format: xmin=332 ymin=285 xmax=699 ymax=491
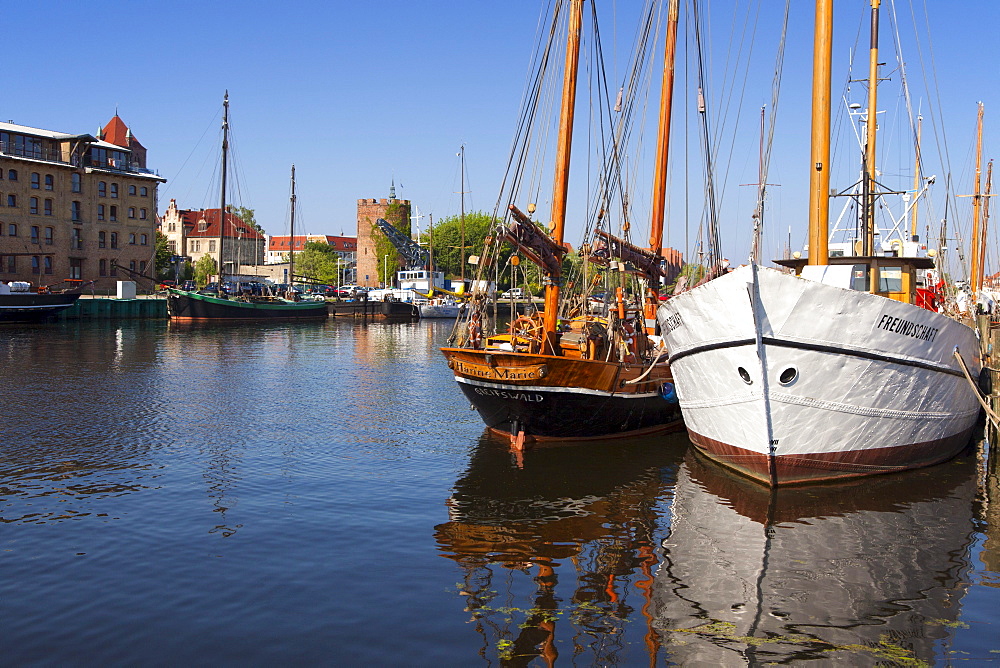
xmin=500 ymin=288 xmax=527 ymax=300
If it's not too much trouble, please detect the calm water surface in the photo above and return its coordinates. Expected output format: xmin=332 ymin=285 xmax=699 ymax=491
xmin=2 ymin=318 xmax=998 ymax=666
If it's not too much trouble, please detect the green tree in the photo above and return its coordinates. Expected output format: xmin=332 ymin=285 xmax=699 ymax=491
xmin=154 ymin=231 xmax=172 ymax=279
xmin=421 ymin=211 xmax=495 ymax=279
xmin=294 ymin=241 xmax=344 ymax=285
xmin=193 ymin=255 xmax=218 ymax=288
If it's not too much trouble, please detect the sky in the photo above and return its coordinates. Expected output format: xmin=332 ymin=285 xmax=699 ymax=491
xmin=5 ymin=0 xmax=1000 ymax=270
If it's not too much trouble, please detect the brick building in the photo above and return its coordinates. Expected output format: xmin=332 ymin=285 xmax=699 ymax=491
xmin=266 ymin=234 xmax=357 ymax=268
xmin=0 ymin=116 xmax=164 ymax=289
xmin=160 ymin=199 xmax=265 ymax=277
xmin=356 ymin=188 xmax=411 ymax=288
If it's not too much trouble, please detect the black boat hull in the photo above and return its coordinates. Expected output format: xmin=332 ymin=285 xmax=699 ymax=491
xmin=0 ymin=293 xmax=81 ymax=323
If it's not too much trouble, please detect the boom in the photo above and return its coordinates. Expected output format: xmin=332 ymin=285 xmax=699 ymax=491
xmin=375 ymin=218 xmax=429 ymax=270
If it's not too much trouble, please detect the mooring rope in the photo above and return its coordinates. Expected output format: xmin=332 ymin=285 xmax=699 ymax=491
xmin=953 ymin=347 xmax=1000 ymax=428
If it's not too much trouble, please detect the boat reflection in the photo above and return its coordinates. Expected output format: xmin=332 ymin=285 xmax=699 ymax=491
xmin=653 ymin=446 xmax=980 ymax=665
xmin=435 ymin=430 xmax=688 ymax=666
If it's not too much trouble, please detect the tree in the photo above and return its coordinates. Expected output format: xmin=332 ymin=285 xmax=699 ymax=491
xmin=294 ymin=241 xmax=344 ymax=285
xmin=193 ymin=255 xmax=218 ymax=288
xmin=420 ymin=211 xmax=495 ymax=279
xmin=154 ymin=231 xmax=172 ymax=279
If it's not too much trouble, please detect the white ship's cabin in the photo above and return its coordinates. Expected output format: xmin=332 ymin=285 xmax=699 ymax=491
xmin=397 ymin=270 xmax=445 ymax=292
xmin=774 ymin=254 xmax=936 ymax=307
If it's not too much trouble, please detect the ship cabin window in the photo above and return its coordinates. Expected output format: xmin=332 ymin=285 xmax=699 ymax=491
xmin=878 ymin=266 xmax=903 ymax=293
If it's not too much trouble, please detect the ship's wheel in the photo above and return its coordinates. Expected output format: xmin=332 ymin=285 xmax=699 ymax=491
xmin=509 ymin=315 xmax=545 ymax=353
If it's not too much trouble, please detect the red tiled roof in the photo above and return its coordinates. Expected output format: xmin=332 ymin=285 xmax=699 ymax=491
xmin=181 ymin=209 xmax=264 ymax=240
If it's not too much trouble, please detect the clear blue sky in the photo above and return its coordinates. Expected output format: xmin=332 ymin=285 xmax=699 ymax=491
xmin=5 ymin=1 xmax=998 ymax=269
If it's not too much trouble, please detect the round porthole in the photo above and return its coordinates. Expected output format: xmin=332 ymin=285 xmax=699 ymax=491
xmin=738 ymin=367 xmax=752 ymax=384
xmin=779 ymin=367 xmax=798 ymax=385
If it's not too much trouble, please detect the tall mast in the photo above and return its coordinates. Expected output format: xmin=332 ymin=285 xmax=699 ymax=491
xmin=807 ymin=0 xmax=833 ymax=266
xmin=910 ymin=115 xmax=922 ymax=239
xmin=644 ymin=0 xmax=680 ymax=331
xmin=289 ymin=164 xmax=297 ymax=290
xmin=459 ymin=145 xmax=466 ymax=286
xmin=543 ymin=0 xmax=583 ymax=336
xmin=862 ymin=0 xmax=881 ymax=257
xmin=217 ymin=91 xmax=230 ymax=295
xmin=970 ymin=102 xmax=985 ymax=294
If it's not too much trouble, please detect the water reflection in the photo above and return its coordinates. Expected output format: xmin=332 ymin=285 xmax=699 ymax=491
xmin=653 ymin=447 xmax=980 ymax=665
xmin=435 ymin=431 xmax=688 ymax=666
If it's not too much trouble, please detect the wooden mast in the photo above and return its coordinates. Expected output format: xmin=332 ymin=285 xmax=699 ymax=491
xmin=543 ymin=0 xmax=584 ymax=338
xmin=980 ymin=160 xmax=993 ymax=295
xmin=807 ymin=0 xmax=833 ymax=266
xmin=459 ymin=145 xmax=466 ymax=287
xmin=863 ymin=0 xmax=881 ymax=258
xmin=970 ymin=102 xmax=985 ymax=295
xmin=217 ymin=91 xmax=230 ymax=295
xmin=644 ymin=0 xmax=680 ymax=331
xmin=289 ymin=164 xmax=297 ymax=296
xmin=910 ymin=115 xmax=922 ymax=240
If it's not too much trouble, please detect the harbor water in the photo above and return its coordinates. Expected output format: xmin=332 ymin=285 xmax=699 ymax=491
xmin=2 ymin=318 xmax=998 ymax=665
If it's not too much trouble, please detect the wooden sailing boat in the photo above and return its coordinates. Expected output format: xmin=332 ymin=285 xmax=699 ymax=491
xmin=656 ymin=0 xmax=981 ymax=485
xmin=166 ymin=93 xmax=327 ymax=322
xmin=440 ymin=0 xmax=683 ymax=446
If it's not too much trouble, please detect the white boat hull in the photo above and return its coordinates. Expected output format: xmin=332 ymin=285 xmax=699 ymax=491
xmin=657 ymin=264 xmax=981 ymax=485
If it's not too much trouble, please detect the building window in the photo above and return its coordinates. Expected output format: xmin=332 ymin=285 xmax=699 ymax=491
xmin=129 ymin=233 xmax=136 ymax=245
xmin=110 ymin=259 xmax=118 ymax=277
xmin=128 ymin=207 xmax=136 ymax=219
xmin=45 ymin=227 xmax=53 ymax=245
xmin=129 ymin=260 xmax=136 ymax=272
xmin=209 ymin=240 xmax=216 ymax=252
xmin=110 ymin=206 xmax=117 ymax=222
xmin=7 ymin=223 xmax=16 ymax=236
xmin=168 ymin=241 xmax=176 ymax=254
xmin=99 ymin=231 xmax=106 ymax=248
xmin=139 ymin=260 xmax=147 ymax=274
xmin=31 ymin=256 xmax=40 ymax=274
xmin=30 ymin=197 xmax=38 ymax=214
xmin=72 ymin=173 xmax=81 ymax=193
xmin=71 ymin=201 xmax=81 ymax=221
xmin=100 ymin=259 xmax=107 ymax=276
xmin=31 ymin=226 xmax=39 ymax=244
xmin=191 ymin=240 xmax=200 ymax=252
xmin=44 ymin=256 xmax=52 ymax=274
xmin=110 ymin=183 xmax=118 ymax=198
xmin=44 ymin=199 xmax=52 ymax=216
xmin=31 ymin=173 xmax=40 ymax=189
xmin=6 ymin=256 xmax=14 ymax=273
xmin=8 ymin=169 xmax=17 ymax=181
xmin=139 ymin=208 xmax=147 ymax=220
xmin=69 ymin=259 xmax=82 ymax=280
xmin=7 ymin=194 xmax=16 ymax=207
xmin=140 ymin=186 xmax=148 ymax=197
xmin=140 ymin=233 xmax=148 ymax=245
xmin=98 ymin=181 xmax=106 ymax=197
xmin=97 ymin=204 xmax=105 ymax=221
xmin=198 ymin=220 xmax=207 ymax=232
xmin=110 ymin=232 xmax=118 ymax=249
xmin=128 ymin=185 xmax=136 ymax=196
xmin=44 ymin=174 xmax=53 ymax=190
xmin=72 ymin=228 xmax=82 ymax=250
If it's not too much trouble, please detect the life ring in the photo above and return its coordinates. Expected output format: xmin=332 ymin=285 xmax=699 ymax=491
xmin=467 ymin=317 xmax=483 ymax=349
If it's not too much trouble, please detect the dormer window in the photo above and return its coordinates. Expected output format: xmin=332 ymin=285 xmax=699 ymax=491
xmin=198 ymin=220 xmax=207 ymax=232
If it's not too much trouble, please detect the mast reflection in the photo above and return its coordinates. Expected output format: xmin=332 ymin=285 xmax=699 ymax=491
xmin=436 ymin=431 xmax=688 ymax=666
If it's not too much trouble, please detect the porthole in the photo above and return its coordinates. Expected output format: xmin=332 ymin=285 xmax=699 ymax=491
xmin=779 ymin=367 xmax=798 ymax=385
xmin=738 ymin=367 xmax=752 ymax=384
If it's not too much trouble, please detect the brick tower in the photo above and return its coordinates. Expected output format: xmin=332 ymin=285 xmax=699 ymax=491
xmin=356 ymin=184 xmax=411 ymax=288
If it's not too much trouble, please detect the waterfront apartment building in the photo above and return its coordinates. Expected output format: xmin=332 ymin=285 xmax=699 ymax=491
xmin=0 ymin=116 xmax=164 ymax=290
xmin=160 ymin=199 xmax=265 ymax=275
xmin=356 ymin=188 xmax=411 ymax=288
xmin=265 ymin=234 xmax=357 ymax=265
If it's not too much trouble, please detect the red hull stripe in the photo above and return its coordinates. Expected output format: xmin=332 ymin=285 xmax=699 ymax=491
xmin=687 ymin=428 xmax=975 ymax=486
